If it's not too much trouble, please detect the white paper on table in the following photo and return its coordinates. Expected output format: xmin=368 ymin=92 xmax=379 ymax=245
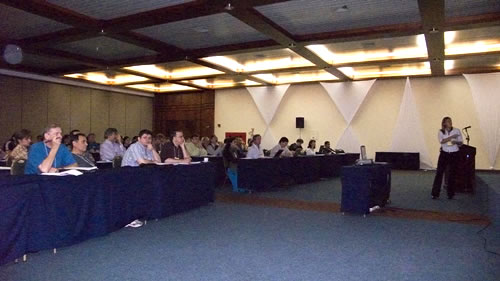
xmin=67 ymin=166 xmax=98 ymax=171
xmin=0 ymin=167 xmax=11 ymax=170
xmin=96 ymin=160 xmax=112 ymax=163
xmin=42 ymin=169 xmax=83 ymax=176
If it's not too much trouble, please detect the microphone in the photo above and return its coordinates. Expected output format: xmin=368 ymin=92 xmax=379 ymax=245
xmin=463 ymin=126 xmax=471 ymax=130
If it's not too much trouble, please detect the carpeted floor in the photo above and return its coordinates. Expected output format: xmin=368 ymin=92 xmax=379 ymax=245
xmin=1 ymin=203 xmax=499 ymax=281
xmin=1 ymin=171 xmax=499 ymax=281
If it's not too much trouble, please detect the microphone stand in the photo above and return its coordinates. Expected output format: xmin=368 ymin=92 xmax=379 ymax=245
xmin=463 ymin=127 xmax=470 ymax=146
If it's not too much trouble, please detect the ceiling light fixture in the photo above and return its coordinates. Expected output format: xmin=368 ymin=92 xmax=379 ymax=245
xmin=429 ymin=27 xmax=439 ymax=34
xmin=224 ymin=3 xmax=234 ymax=11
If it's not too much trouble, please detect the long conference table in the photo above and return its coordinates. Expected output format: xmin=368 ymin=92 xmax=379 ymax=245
xmin=0 ymin=163 xmax=216 ymax=266
xmin=238 ymin=153 xmax=360 ymax=191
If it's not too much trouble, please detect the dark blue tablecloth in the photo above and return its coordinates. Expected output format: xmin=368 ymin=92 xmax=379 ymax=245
xmin=191 ymin=157 xmax=226 ymax=186
xmin=237 ymin=153 xmax=359 ymax=191
xmin=340 ymin=163 xmax=391 ymax=215
xmin=0 ymin=163 xmax=216 ymax=265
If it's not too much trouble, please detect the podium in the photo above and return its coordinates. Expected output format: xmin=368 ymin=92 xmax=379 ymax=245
xmin=341 ymin=163 xmax=391 ymax=215
xmin=454 ymin=145 xmax=476 ymax=193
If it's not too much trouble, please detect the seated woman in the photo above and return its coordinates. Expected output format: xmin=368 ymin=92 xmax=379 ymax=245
xmin=8 ymin=129 xmax=31 ymax=166
xmin=222 ymin=137 xmax=248 ymax=193
xmin=306 ymin=139 xmax=316 ymax=156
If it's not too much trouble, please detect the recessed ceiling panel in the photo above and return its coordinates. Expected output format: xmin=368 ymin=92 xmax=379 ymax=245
xmin=181 ymin=76 xmax=262 ymax=89
xmin=307 ymin=34 xmax=428 ymax=65
xmin=47 ymin=0 xmax=194 ymax=20
xmin=64 ymin=71 xmax=149 ymax=85
xmin=253 ymin=69 xmax=338 ymax=84
xmin=339 ymin=62 xmax=431 ymax=79
xmin=55 ymin=36 xmax=157 ymax=60
xmin=445 ymin=0 xmax=500 ymax=18
xmin=127 ymin=83 xmax=198 ymax=93
xmin=124 ymin=61 xmax=224 ymax=80
xmin=135 ymin=13 xmax=270 ymax=49
xmin=201 ymin=48 xmax=315 ymax=73
xmin=20 ymin=53 xmax=80 ymax=70
xmin=445 ymin=55 xmax=500 ymax=75
xmin=0 ymin=4 xmax=70 ymax=40
xmin=256 ymin=0 xmax=420 ymax=35
xmin=445 ymin=26 xmax=500 ymax=56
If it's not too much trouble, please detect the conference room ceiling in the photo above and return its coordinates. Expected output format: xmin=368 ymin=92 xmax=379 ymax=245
xmin=0 ymin=0 xmax=499 ymax=93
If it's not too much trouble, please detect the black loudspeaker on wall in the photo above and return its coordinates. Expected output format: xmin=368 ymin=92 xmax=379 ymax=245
xmin=296 ymin=117 xmax=304 ymax=129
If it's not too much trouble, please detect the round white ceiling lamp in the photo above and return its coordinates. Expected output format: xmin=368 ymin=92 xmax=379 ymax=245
xmin=3 ymin=44 xmax=23 ymax=65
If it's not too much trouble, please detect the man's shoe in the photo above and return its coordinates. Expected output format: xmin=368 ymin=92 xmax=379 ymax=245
xmin=125 ymin=219 xmax=143 ymax=228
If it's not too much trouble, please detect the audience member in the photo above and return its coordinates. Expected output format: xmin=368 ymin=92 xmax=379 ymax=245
xmin=35 ymin=135 xmax=44 ymax=143
xmin=62 ymin=134 xmax=72 ymax=148
xmin=319 ymin=141 xmax=334 ymax=154
xmin=123 ymin=136 xmax=131 ymax=149
xmin=222 ymin=137 xmax=248 ymax=193
xmin=201 ymin=137 xmax=210 ymax=151
xmin=246 ymin=134 xmax=264 ymax=159
xmin=122 ymin=129 xmax=160 ymax=167
xmin=87 ymin=133 xmax=100 ymax=153
xmin=289 ymin=138 xmax=304 ymax=153
xmin=8 ymin=129 xmax=31 ymax=165
xmin=153 ymin=133 xmax=167 ymax=153
xmin=70 ymin=129 xmax=81 ymax=135
xmin=2 ymin=134 xmax=16 ymax=156
xmin=234 ymin=137 xmax=247 ymax=158
xmin=270 ymin=137 xmax=293 ymax=158
xmin=131 ymin=136 xmax=139 ymax=144
xmin=71 ymin=133 xmax=95 ymax=167
xmin=206 ymin=135 xmax=222 ymax=156
xmin=25 ymin=124 xmax=77 ymax=174
xmin=160 ymin=130 xmax=192 ymax=164
xmin=100 ymin=128 xmax=126 ymax=161
xmin=185 ymin=134 xmax=208 ymax=157
xmin=306 ymin=140 xmax=316 ymax=155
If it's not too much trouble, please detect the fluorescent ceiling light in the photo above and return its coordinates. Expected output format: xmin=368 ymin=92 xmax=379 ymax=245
xmin=126 ymin=83 xmax=197 ymax=92
xmin=64 ymin=72 xmax=148 ymax=85
xmin=124 ymin=64 xmax=223 ymax=80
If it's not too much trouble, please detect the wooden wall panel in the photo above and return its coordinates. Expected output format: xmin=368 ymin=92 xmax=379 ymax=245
xmin=47 ymin=83 xmax=71 ymax=134
xmin=125 ymin=95 xmax=142 ymax=137
xmin=0 ymin=76 xmax=23 ymax=142
xmin=109 ymin=93 xmax=127 ymax=137
xmin=22 ymin=79 xmax=48 ymax=137
xmin=90 ymin=89 xmax=110 ymax=142
xmin=140 ymin=97 xmax=153 ymax=131
xmin=70 ymin=87 xmax=91 ymax=134
xmin=154 ymin=90 xmax=214 ymax=138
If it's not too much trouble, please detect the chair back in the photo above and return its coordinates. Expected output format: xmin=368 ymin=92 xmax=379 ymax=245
xmin=11 ymin=159 xmax=26 ymax=175
xmin=112 ymin=156 xmax=122 ymax=168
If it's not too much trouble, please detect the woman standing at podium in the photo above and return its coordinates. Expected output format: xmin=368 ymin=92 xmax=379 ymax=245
xmin=432 ymin=117 xmax=463 ymax=199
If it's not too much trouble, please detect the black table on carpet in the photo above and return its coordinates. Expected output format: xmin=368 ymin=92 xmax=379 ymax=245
xmin=191 ymin=156 xmax=226 ymax=186
xmin=238 ymin=153 xmax=359 ymax=191
xmin=340 ymin=163 xmax=391 ymax=215
xmin=0 ymin=163 xmax=216 ymax=266
xmin=375 ymin=152 xmax=420 ymax=170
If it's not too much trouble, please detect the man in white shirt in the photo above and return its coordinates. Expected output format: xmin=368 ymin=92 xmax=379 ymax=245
xmin=246 ymin=134 xmax=264 ymax=159
xmin=269 ymin=137 xmax=293 ymax=158
xmin=432 ymin=117 xmax=463 ymax=200
xmin=121 ymin=129 xmax=160 ymax=167
xmin=100 ymin=128 xmax=126 ymax=161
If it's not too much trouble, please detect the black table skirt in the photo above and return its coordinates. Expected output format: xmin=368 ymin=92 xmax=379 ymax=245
xmin=0 ymin=163 xmax=216 ymax=265
xmin=238 ymin=153 xmax=359 ymax=191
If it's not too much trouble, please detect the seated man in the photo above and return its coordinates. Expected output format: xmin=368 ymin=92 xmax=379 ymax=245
xmin=185 ymin=134 xmax=208 ymax=157
xmin=160 ymin=130 xmax=192 ymax=164
xmin=122 ymin=129 xmax=161 ymax=167
xmin=100 ymin=128 xmax=126 ymax=161
xmin=289 ymin=138 xmax=304 ymax=156
xmin=246 ymin=134 xmax=264 ymax=159
xmin=86 ymin=133 xmax=100 ymax=153
xmin=71 ymin=133 xmax=95 ymax=167
xmin=319 ymin=141 xmax=334 ymax=154
xmin=25 ymin=124 xmax=77 ymax=174
xmin=269 ymin=137 xmax=293 ymax=158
